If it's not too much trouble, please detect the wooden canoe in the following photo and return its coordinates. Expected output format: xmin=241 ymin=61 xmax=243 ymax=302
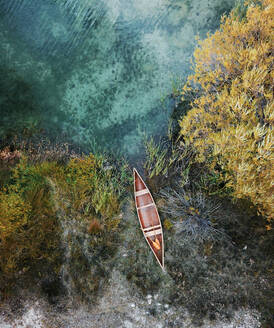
xmin=133 ymin=168 xmax=164 ymax=270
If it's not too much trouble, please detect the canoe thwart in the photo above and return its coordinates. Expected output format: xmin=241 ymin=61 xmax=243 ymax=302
xmin=143 ymin=224 xmax=161 ymax=232
xmin=144 ymin=229 xmax=162 ymax=238
xmin=137 ymin=203 xmax=155 ymax=210
xmin=135 ymin=189 xmax=150 ymax=197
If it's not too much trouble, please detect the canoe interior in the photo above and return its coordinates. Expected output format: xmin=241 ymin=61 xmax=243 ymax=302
xmin=136 ymin=193 xmax=153 ymax=208
xmin=138 ymin=205 xmax=159 ymax=229
xmin=135 ymin=173 xmax=146 ymax=191
xmin=134 ymin=169 xmax=164 ymax=268
xmin=147 ymin=234 xmax=163 ymax=266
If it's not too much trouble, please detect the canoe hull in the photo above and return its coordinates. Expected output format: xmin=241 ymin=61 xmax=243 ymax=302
xmin=133 ymin=168 xmax=164 ymax=270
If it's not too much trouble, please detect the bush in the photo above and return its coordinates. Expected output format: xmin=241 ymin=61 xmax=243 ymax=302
xmin=179 ymin=0 xmax=273 ymax=220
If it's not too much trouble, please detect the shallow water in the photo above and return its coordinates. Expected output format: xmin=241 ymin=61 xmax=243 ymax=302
xmin=0 ymin=0 xmax=236 ymax=156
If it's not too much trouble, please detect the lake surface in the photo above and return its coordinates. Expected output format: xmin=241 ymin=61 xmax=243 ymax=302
xmin=0 ymin=0 xmax=236 ymax=156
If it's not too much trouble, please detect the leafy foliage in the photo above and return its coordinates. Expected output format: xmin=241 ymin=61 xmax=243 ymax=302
xmin=179 ymin=0 xmax=274 ymax=220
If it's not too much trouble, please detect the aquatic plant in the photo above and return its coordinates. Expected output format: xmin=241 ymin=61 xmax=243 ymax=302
xmin=143 ymin=134 xmax=229 ymax=199
xmin=144 ymin=135 xmax=194 ymax=183
xmin=0 ymin=134 xmax=79 ymax=165
xmin=179 ymin=0 xmax=274 ymax=220
xmin=65 ymin=154 xmax=122 ymax=225
xmin=144 ymin=137 xmax=169 ymax=178
xmin=159 ymin=187 xmax=224 ymax=242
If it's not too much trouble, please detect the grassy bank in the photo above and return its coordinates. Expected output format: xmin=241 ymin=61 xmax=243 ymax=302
xmin=0 ymin=141 xmax=131 ymax=302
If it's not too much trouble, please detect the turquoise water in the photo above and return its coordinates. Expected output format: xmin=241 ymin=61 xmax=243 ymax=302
xmin=0 ymin=0 xmax=236 ymax=156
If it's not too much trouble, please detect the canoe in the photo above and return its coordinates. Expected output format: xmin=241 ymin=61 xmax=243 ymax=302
xmin=133 ymin=168 xmax=164 ymax=270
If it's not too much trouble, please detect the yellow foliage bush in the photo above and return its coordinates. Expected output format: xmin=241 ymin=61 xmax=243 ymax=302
xmin=179 ymin=0 xmax=273 ymax=220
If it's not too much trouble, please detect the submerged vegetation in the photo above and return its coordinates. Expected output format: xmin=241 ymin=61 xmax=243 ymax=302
xmin=0 ymin=66 xmax=43 ymax=140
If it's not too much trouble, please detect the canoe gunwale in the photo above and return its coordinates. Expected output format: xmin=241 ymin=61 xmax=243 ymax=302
xmin=133 ymin=168 xmax=164 ymax=270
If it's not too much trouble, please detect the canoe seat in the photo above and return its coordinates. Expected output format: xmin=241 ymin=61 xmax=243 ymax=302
xmin=144 ymin=229 xmax=162 ymax=238
xmin=143 ymin=225 xmax=161 ymax=232
xmin=135 ymin=189 xmax=149 ymax=197
xmin=137 ymin=203 xmax=155 ymax=210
